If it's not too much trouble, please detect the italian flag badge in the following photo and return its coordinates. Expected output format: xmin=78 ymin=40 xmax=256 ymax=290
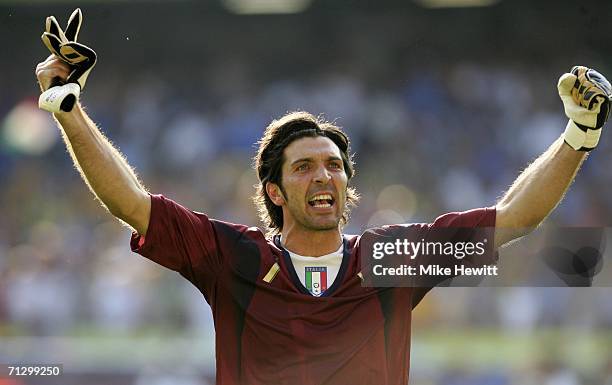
xmin=305 ymin=266 xmax=328 ymax=296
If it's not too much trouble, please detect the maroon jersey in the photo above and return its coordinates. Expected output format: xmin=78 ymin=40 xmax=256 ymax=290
xmin=131 ymin=194 xmax=497 ymax=385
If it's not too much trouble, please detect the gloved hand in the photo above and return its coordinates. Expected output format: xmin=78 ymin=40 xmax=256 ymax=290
xmin=558 ymin=65 xmax=612 ymax=151
xmin=38 ymin=8 xmax=97 ymax=113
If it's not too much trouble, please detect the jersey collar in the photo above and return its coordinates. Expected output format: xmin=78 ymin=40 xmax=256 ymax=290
xmin=273 ymin=234 xmax=351 ymax=297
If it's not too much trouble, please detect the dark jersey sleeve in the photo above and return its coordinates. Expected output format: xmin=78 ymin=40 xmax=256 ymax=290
xmin=428 ymin=206 xmax=498 ymax=266
xmin=381 ymin=207 xmax=497 ymax=263
xmin=408 ymin=207 xmax=498 ymax=308
xmin=430 ymin=206 xmax=496 ymax=230
xmin=130 ymin=194 xmax=232 ymax=299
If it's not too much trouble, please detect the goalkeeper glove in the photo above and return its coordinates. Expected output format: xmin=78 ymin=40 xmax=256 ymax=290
xmin=558 ymin=65 xmax=612 ymax=151
xmin=38 ymin=8 xmax=97 ymax=113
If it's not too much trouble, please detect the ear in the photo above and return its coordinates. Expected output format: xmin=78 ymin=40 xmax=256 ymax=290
xmin=266 ymin=182 xmax=285 ymax=206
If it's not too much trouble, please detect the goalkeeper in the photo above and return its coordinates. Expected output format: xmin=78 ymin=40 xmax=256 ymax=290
xmin=34 ymin=8 xmax=611 ymax=385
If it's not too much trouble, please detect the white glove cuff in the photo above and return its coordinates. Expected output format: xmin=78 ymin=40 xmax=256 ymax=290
xmin=563 ymin=119 xmax=601 ymax=151
xmin=38 ymin=82 xmax=80 ymax=113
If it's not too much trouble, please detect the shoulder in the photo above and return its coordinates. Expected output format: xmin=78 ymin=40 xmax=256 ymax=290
xmin=357 ymin=222 xmax=430 ymax=239
xmin=150 ymin=193 xmax=269 ymax=244
xmin=431 ymin=207 xmax=496 ymax=228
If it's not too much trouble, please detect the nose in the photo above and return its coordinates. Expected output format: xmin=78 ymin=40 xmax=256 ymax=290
xmin=313 ymin=164 xmax=331 ymax=184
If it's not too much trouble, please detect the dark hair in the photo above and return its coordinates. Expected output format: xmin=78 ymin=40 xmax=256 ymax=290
xmin=253 ymin=111 xmax=359 ymax=233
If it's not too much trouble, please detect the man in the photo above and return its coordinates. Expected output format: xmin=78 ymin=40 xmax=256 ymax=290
xmin=34 ymin=9 xmax=611 ymax=385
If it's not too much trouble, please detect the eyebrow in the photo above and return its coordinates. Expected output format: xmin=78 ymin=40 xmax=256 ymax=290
xmin=290 ymin=156 xmax=342 ymax=166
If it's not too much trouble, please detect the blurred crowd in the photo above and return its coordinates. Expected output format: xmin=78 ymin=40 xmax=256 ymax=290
xmin=1 ymin=1 xmax=612 ymax=384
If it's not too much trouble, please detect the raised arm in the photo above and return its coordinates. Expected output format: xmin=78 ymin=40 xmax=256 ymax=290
xmin=494 ymin=66 xmax=611 ymax=248
xmin=36 ymin=54 xmax=151 ymax=234
xmin=494 ymin=137 xmax=585 ymax=247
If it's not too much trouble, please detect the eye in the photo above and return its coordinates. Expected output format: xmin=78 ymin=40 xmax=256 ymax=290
xmin=329 ymin=161 xmax=342 ymax=170
xmin=296 ymin=163 xmax=310 ymax=172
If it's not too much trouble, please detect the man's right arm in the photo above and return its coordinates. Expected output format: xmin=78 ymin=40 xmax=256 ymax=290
xmin=36 ymin=55 xmax=151 ymax=234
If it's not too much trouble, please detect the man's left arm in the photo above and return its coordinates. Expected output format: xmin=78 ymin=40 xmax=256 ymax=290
xmin=495 ymin=137 xmax=585 ymax=248
xmin=495 ymin=66 xmax=612 ymax=248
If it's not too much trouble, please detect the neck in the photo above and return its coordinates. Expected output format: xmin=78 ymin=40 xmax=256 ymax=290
xmin=280 ymin=226 xmax=342 ymax=257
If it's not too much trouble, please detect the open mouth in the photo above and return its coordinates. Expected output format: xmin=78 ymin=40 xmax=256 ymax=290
xmin=308 ymin=193 xmax=335 ymax=209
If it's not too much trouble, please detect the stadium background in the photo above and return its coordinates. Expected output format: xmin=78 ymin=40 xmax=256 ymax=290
xmin=1 ymin=0 xmax=612 ymax=384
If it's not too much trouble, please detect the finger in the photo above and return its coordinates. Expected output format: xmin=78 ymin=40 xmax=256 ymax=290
xmin=35 ymin=54 xmax=58 ymax=71
xmin=586 ymin=69 xmax=612 ymax=97
xmin=60 ymin=41 xmax=96 ymax=64
xmin=585 ymin=92 xmax=606 ymax=113
xmin=36 ymin=59 xmax=71 ymax=78
xmin=557 ymin=73 xmax=577 ymax=96
xmin=64 ymin=8 xmax=82 ymax=41
xmin=41 ymin=32 xmax=68 ymax=61
xmin=61 ymin=42 xmax=96 ymax=87
xmin=597 ymin=99 xmax=610 ymax=128
xmin=36 ymin=54 xmax=71 ymax=79
xmin=36 ymin=67 xmax=70 ymax=83
xmin=571 ymin=65 xmax=588 ymax=77
xmin=59 ymin=42 xmax=93 ymax=64
xmin=36 ymin=67 xmax=71 ymax=91
xmin=46 ymin=15 xmax=67 ymax=43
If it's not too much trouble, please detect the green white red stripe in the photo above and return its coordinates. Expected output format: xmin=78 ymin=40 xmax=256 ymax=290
xmin=305 ymin=266 xmax=327 ymax=296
